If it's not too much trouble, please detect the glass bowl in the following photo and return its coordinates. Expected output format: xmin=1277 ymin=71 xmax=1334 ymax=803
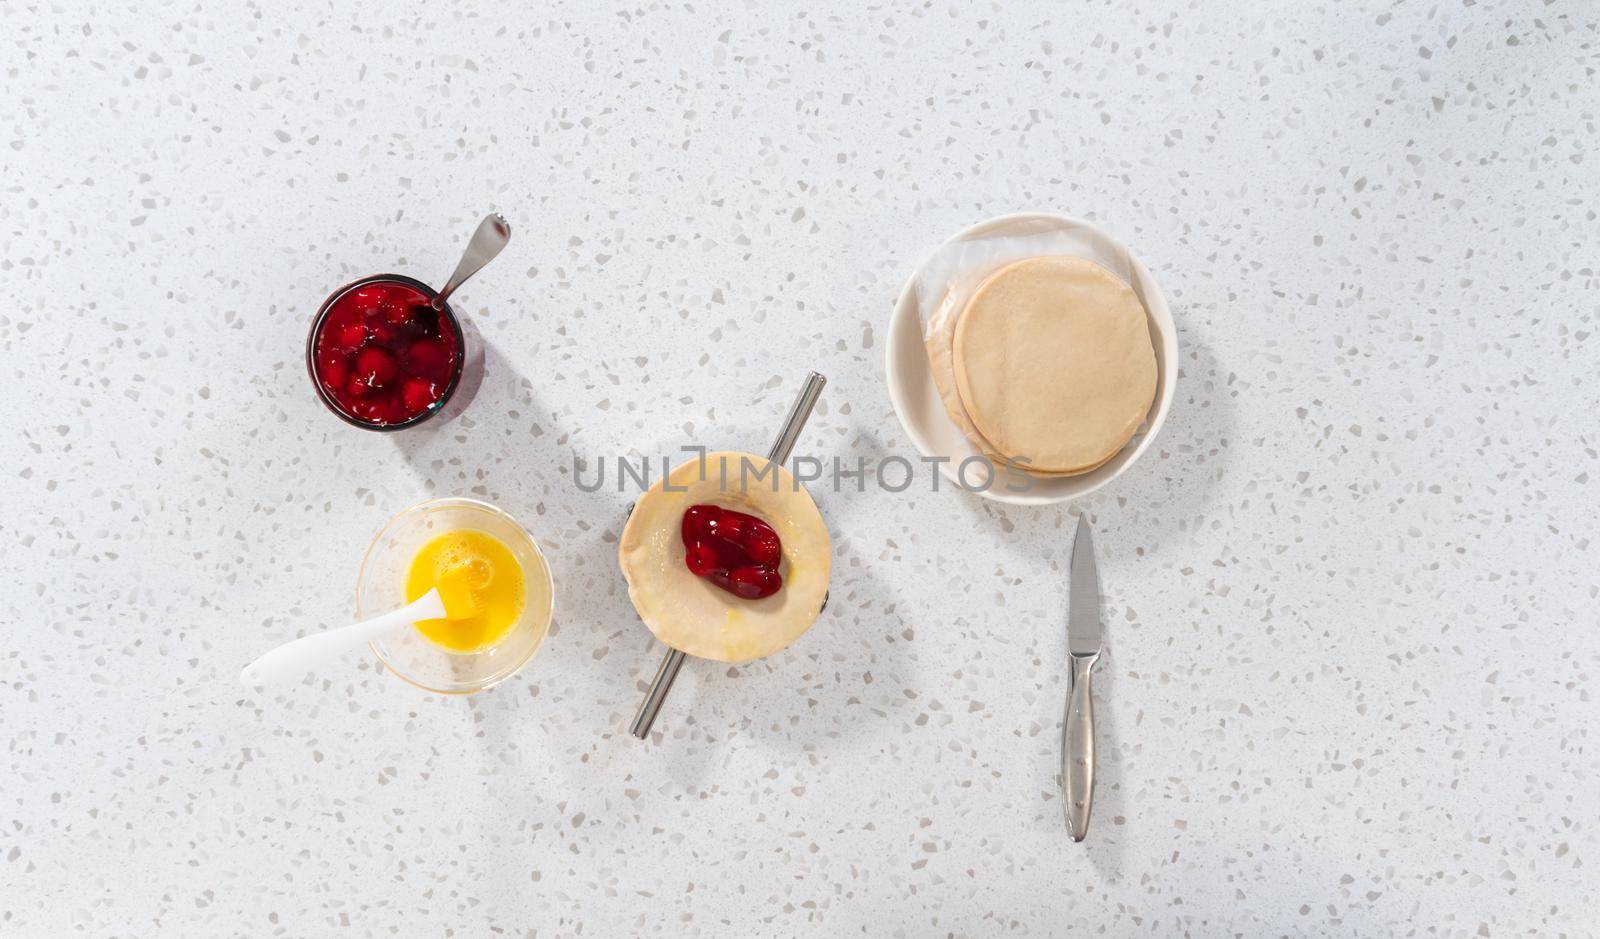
xmin=357 ymin=498 xmax=553 ymax=694
xmin=306 ymin=272 xmax=467 ymax=432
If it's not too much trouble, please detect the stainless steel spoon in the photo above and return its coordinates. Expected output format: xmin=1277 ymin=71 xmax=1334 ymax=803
xmin=431 ymin=213 xmax=511 ymax=311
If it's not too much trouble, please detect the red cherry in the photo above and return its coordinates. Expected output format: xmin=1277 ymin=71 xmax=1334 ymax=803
xmin=405 ymin=337 xmax=448 ymax=375
xmin=712 ymin=513 xmax=747 ymax=541
xmin=333 ymin=320 xmax=367 ymax=350
xmin=685 ymin=543 xmax=720 ymax=576
xmin=355 ymin=346 xmax=398 ymax=388
xmin=376 ymin=398 xmax=408 ymax=425
xmin=351 ymin=286 xmax=386 ymax=310
xmin=381 ymin=299 xmax=414 ymax=325
xmin=400 ymin=378 xmax=437 ymax=414
xmin=345 ymin=372 xmax=371 ymax=398
xmin=319 ymin=354 xmax=351 ymax=390
xmin=747 ymin=533 xmax=781 ymax=567
xmin=682 ymin=504 xmax=719 ymax=542
xmin=727 ymin=566 xmax=782 ymax=599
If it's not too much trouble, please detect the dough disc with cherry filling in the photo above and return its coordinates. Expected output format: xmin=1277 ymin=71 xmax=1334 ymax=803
xmin=619 ymin=451 xmax=831 ymax=663
xmin=952 ymin=256 xmax=1157 ymax=473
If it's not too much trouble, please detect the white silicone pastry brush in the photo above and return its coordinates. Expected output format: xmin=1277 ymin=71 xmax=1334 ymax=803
xmin=240 ymin=568 xmax=479 ymax=687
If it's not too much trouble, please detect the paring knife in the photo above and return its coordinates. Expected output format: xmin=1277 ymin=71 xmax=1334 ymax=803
xmin=1062 ymin=516 xmax=1102 ymax=842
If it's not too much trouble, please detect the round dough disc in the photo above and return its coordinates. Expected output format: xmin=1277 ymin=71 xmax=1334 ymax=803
xmin=925 ymin=278 xmax=999 ymax=459
xmin=618 ymin=451 xmax=831 ymax=663
xmin=927 ymin=275 xmax=1094 ymax=476
xmin=994 ymin=447 xmax=1118 ymax=479
xmin=952 ymin=256 xmax=1157 ymax=473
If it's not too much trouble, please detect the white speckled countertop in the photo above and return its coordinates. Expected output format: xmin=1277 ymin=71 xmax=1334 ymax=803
xmin=4 ymin=2 xmax=1597 ymax=935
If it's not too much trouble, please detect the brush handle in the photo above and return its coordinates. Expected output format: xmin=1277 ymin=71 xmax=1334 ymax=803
xmin=240 ymin=589 xmax=445 ymax=688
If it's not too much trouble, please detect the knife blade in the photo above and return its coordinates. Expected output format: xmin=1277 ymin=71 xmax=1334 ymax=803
xmin=1069 ymin=517 xmax=1101 ymax=655
xmin=1063 ymin=515 xmax=1101 ymax=842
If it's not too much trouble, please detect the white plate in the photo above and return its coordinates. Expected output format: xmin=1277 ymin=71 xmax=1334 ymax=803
xmin=885 ymin=212 xmax=1178 ymax=506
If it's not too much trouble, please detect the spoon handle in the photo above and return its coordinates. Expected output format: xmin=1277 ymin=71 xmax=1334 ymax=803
xmin=240 ymin=589 xmax=445 ymax=687
xmin=432 ymin=213 xmax=511 ymax=310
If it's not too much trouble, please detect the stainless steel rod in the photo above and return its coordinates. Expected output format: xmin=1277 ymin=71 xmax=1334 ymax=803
xmin=629 ymin=647 xmax=687 ymax=738
xmin=628 ymin=371 xmax=827 ymax=740
xmin=766 ymin=371 xmax=826 ymax=464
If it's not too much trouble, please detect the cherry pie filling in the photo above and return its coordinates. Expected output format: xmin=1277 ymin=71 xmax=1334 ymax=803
xmin=310 ymin=279 xmax=461 ymax=426
xmin=680 ymin=504 xmax=784 ymax=599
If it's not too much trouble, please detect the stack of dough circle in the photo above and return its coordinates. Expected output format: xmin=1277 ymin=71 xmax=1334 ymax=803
xmin=619 ymin=451 xmax=831 ymax=663
xmin=932 ymin=255 xmax=1157 ymax=476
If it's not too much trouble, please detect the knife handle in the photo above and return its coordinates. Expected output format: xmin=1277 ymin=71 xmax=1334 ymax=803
xmin=1062 ymin=652 xmax=1099 ymax=842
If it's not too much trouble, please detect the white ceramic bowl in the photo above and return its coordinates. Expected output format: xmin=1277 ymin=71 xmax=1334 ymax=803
xmin=885 ymin=212 xmax=1178 ymax=506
